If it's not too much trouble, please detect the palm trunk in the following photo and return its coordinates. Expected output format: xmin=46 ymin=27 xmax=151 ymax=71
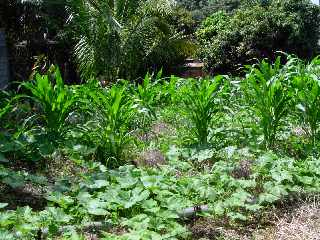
xmin=0 ymin=29 xmax=9 ymax=89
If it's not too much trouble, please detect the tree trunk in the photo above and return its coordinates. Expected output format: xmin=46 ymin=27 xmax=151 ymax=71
xmin=0 ymin=29 xmax=9 ymax=89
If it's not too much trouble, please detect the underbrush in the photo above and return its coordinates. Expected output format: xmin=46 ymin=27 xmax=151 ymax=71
xmin=1 ymin=55 xmax=320 ymax=239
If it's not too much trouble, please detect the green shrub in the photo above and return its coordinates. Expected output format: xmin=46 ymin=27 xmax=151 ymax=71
xmin=196 ymin=0 xmax=320 ymax=74
xmin=168 ymin=6 xmax=197 ymax=36
xmin=176 ymin=0 xmax=241 ymax=22
xmin=196 ymin=11 xmax=230 ymax=42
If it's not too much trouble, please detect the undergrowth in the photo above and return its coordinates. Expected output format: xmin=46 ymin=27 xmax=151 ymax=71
xmin=1 ymin=55 xmax=320 ymax=239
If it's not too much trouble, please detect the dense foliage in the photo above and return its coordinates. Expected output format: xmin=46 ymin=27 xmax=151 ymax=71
xmin=176 ymin=0 xmax=241 ymax=21
xmin=68 ymin=0 xmax=196 ymax=81
xmin=3 ymin=0 xmax=320 ymax=82
xmin=2 ymin=1 xmax=320 ymax=239
xmin=196 ymin=0 xmax=320 ymax=74
xmin=0 ymin=0 xmax=75 ymax=82
xmin=2 ymin=0 xmax=196 ymax=82
xmin=1 ymin=55 xmax=320 ymax=239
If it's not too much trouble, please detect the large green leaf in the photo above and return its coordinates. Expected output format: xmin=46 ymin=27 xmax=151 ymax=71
xmin=86 ymin=199 xmax=108 ymax=216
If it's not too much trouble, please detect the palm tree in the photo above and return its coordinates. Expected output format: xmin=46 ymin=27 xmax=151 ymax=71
xmin=68 ymin=0 xmax=189 ymax=81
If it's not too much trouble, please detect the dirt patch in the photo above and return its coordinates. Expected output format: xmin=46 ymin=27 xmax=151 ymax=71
xmin=136 ymin=122 xmax=176 ymax=142
xmin=0 ymin=183 xmax=47 ymax=210
xmin=189 ymin=218 xmax=224 ymax=239
xmin=188 ymin=217 xmax=255 ymax=240
xmin=82 ymin=225 xmax=127 ymax=240
xmin=135 ymin=149 xmax=166 ymax=167
xmin=231 ymin=160 xmax=253 ymax=180
xmin=151 ymin=122 xmax=175 ymax=136
xmin=46 ymin=151 xmax=87 ymax=182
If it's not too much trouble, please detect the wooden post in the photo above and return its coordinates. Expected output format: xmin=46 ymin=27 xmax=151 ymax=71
xmin=0 ymin=29 xmax=9 ymax=89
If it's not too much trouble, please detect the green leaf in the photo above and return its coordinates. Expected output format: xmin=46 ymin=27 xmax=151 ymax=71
xmin=47 ymin=207 xmax=73 ymax=223
xmin=116 ymin=176 xmax=138 ymax=189
xmin=141 ymin=175 xmax=162 ymax=190
xmin=258 ymin=193 xmax=279 ymax=204
xmin=227 ymin=212 xmax=247 ymax=221
xmin=124 ymin=187 xmax=150 ymax=209
xmin=2 ymin=174 xmax=25 ymax=188
xmin=87 ymin=180 xmax=109 ymax=189
xmin=213 ymin=201 xmax=225 ymax=215
xmin=0 ymin=212 xmax=16 ymax=227
xmin=46 ymin=192 xmax=74 ymax=208
xmin=86 ymin=199 xmax=108 ymax=216
xmin=0 ymin=153 xmax=8 ymax=163
xmin=0 ymin=230 xmax=15 ymax=240
xmin=297 ymin=176 xmax=314 ymax=185
xmin=142 ymin=199 xmax=160 ymax=213
xmin=0 ymin=203 xmax=8 ymax=209
xmin=122 ymin=214 xmax=150 ymax=230
xmin=77 ymin=191 xmax=92 ymax=205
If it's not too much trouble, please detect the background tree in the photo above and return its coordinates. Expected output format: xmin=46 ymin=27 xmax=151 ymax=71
xmin=196 ymin=0 xmax=320 ymax=74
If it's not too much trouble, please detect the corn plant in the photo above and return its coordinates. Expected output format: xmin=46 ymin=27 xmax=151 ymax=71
xmin=132 ymin=73 xmax=161 ymax=120
xmin=182 ymin=76 xmax=224 ymax=145
xmin=292 ymin=56 xmax=320 ymax=145
xmin=22 ymin=67 xmax=77 ymax=141
xmin=244 ymin=57 xmax=292 ymax=149
xmin=86 ymin=85 xmax=135 ymax=166
xmin=162 ymin=76 xmax=186 ymax=105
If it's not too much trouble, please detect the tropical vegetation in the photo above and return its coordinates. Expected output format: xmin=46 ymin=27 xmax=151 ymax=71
xmin=1 ymin=0 xmax=320 ymax=239
xmin=1 ymin=54 xmax=320 ymax=239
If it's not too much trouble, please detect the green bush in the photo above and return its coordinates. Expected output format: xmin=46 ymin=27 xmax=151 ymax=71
xmin=176 ymin=0 xmax=241 ymax=22
xmin=196 ymin=0 xmax=320 ymax=74
xmin=195 ymin=11 xmax=230 ymax=43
